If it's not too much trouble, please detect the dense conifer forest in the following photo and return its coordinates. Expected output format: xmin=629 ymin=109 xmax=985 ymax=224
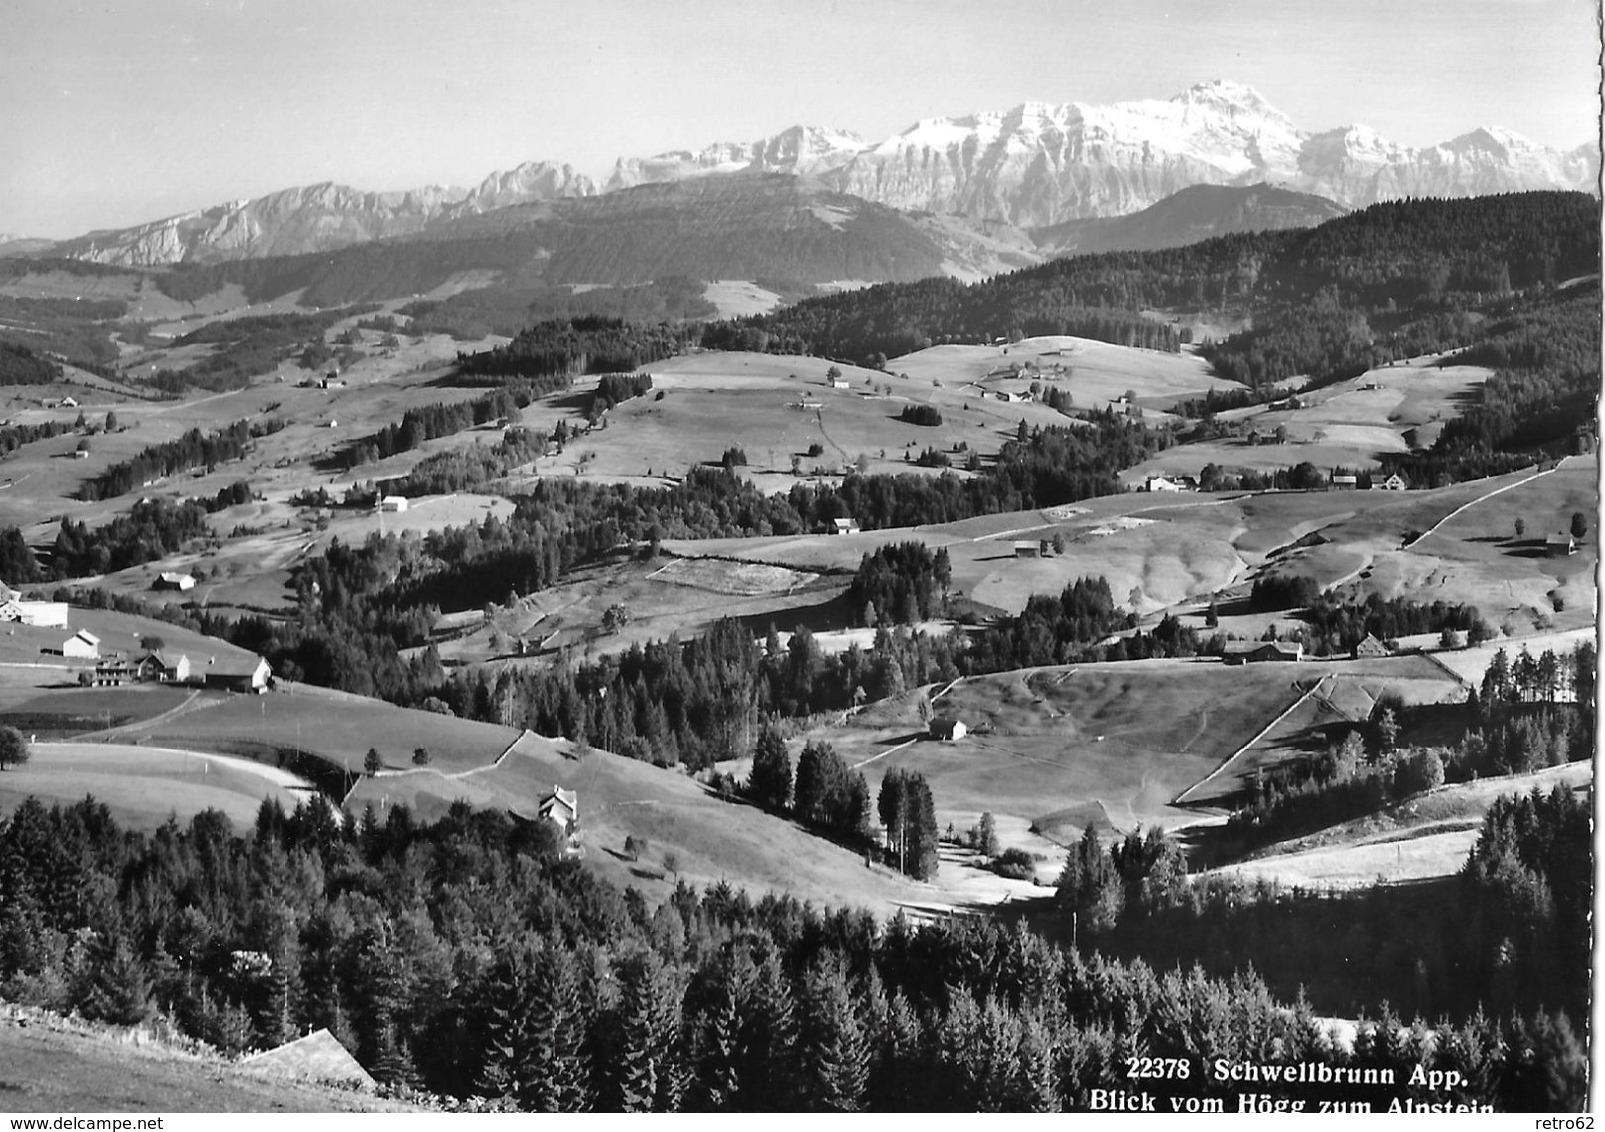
xmin=0 ymin=789 xmax=1584 ymax=1111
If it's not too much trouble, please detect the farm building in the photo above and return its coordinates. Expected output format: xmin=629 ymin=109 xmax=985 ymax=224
xmin=0 ymin=581 xmax=18 ymax=603
xmin=929 ymin=717 xmax=967 ymax=741
xmin=1013 ymin=540 xmax=1041 ymax=558
xmin=71 ymin=448 xmax=88 ymax=460
xmin=380 ymin=495 xmax=409 ymax=513
xmin=1330 ymin=473 xmax=1358 ymax=490
xmin=137 ymin=650 xmax=191 ymax=683
xmin=796 ymin=398 xmax=824 ymax=410
xmin=242 ymin=1028 xmax=375 ymax=1091
xmin=538 ymin=785 xmax=578 ymax=832
xmin=830 ymin=517 xmax=861 ymax=536
xmin=993 ymin=390 xmax=1028 ymax=403
xmin=829 ymin=378 xmax=851 ymax=389
xmin=1546 ymin=532 xmax=1577 ymax=557
xmin=1223 ymin=641 xmax=1304 ymax=665
xmin=60 ymin=396 xmax=78 ymax=408
xmin=1378 ymin=474 xmax=1408 ymax=491
xmin=205 ymin=655 xmax=272 ymax=693
xmin=154 ymin=571 xmax=196 ymax=591
xmin=1352 ymin=634 xmax=1391 ymax=659
xmin=60 ymin=630 xmax=100 ymax=659
xmin=1144 ymin=475 xmax=1197 ymax=492
xmin=0 ymin=600 xmax=70 ymax=628
xmin=93 ymin=657 xmax=134 ymax=686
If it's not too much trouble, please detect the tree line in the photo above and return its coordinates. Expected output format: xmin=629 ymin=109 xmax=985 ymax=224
xmin=81 ymin=418 xmax=283 ymax=501
xmin=455 ymin=316 xmax=694 ymax=381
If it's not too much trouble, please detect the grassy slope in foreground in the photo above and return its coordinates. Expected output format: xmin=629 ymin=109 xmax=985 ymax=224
xmin=0 ymin=1008 xmax=420 ymax=1113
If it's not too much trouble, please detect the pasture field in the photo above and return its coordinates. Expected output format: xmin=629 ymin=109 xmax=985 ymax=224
xmin=541 ymin=351 xmax=1066 ymax=485
xmin=1207 ymin=760 xmax=1591 ymax=889
xmin=344 ymin=732 xmax=932 ymax=913
xmin=0 ymin=684 xmax=195 ymax=732
xmin=797 ymin=659 xmax=1309 ymax=860
xmin=1306 ymin=458 xmax=1597 ymax=633
xmin=0 ymin=741 xmax=320 ymax=831
xmin=1120 ymin=356 xmax=1493 ymax=483
xmin=1177 ymin=656 xmax=1466 ymax=807
xmin=664 ymin=472 xmax=1579 ymax=619
xmin=701 ymin=279 xmax=787 ymax=317
xmin=429 ymin=553 xmax=848 ymax=667
xmin=892 ymin=336 xmax=1237 ymax=411
xmin=144 ymin=691 xmax=521 ymax=774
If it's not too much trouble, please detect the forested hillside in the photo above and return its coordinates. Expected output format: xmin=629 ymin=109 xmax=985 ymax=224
xmin=702 ymin=193 xmax=1597 ymax=387
xmin=0 ymin=793 xmax=1583 ymax=1110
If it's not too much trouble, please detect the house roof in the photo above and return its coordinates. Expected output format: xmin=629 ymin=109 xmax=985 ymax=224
xmin=72 ymin=630 xmax=99 ymax=644
xmin=141 ymin=649 xmax=188 ymax=668
xmin=1224 ymin=640 xmax=1303 ymax=657
xmin=1547 ymin=531 xmax=1575 ymax=545
xmin=209 ymin=654 xmax=270 ymax=678
xmin=831 ymin=517 xmax=857 ymax=528
xmin=929 ymin=716 xmax=964 ymax=734
xmin=241 ymin=1028 xmax=375 ymax=1090
xmin=539 ymin=786 xmax=577 ymax=818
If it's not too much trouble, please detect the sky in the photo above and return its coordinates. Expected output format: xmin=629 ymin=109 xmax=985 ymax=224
xmin=4 ymin=0 xmax=1600 ymax=238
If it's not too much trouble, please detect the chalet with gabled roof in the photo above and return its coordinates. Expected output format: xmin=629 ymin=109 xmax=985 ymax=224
xmin=1352 ymin=633 xmax=1391 ymax=659
xmin=137 ymin=650 xmax=191 ymax=683
xmin=204 ymin=655 xmax=271 ymax=693
xmin=538 ymin=785 xmax=578 ymax=832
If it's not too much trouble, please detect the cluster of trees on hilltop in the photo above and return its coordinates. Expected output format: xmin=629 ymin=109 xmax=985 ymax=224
xmin=456 ymin=316 xmax=694 ymax=381
xmin=81 ymin=418 xmax=283 ymax=501
xmin=381 ymin=426 xmax=548 ymax=497
xmin=48 ymin=498 xmax=214 ymax=577
xmin=964 ymin=577 xmax=1127 ymax=672
xmin=334 ymin=384 xmax=545 ymax=471
xmin=1302 ymin=592 xmax=1491 ymax=653
xmin=845 ymin=542 xmax=951 ymax=627
xmin=589 ymin=372 xmax=654 ymax=416
xmin=0 ymin=417 xmax=77 ymax=454
xmin=0 ymin=793 xmax=1582 ymax=1110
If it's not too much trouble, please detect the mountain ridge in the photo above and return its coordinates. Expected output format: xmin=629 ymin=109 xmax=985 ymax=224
xmin=26 ymin=80 xmax=1600 ymax=268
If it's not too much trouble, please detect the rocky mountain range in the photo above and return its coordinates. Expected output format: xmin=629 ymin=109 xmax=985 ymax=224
xmin=15 ymin=81 xmax=1597 ymax=268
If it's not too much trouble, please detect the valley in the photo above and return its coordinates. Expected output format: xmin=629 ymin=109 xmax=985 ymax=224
xmin=0 ymin=123 xmax=1593 ymax=1110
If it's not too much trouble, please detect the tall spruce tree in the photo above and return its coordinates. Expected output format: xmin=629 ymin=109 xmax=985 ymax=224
xmin=746 ymin=726 xmax=792 ymax=812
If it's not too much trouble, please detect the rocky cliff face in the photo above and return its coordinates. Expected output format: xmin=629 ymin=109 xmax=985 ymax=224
xmin=604 ymin=125 xmax=866 ymax=191
xmin=602 ymin=81 xmax=1596 ymax=228
xmin=54 ymin=162 xmax=595 ymax=267
xmin=815 ymin=82 xmax=1596 ymax=226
